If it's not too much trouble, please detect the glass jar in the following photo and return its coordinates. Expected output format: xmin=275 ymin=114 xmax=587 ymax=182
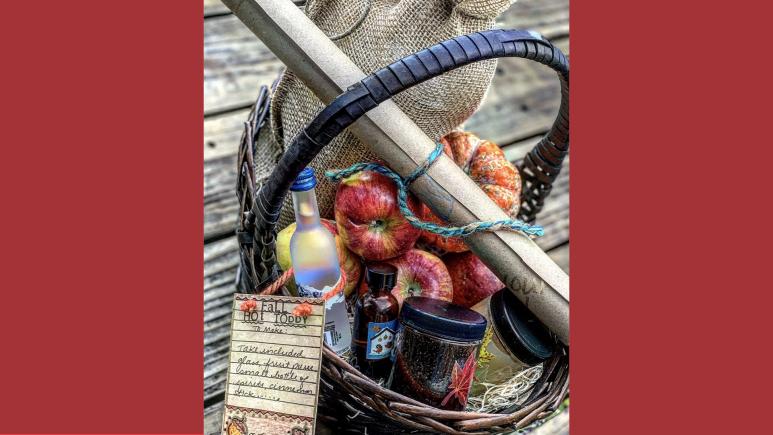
xmin=470 ymin=289 xmax=554 ymax=396
xmin=390 ymin=297 xmax=487 ymax=410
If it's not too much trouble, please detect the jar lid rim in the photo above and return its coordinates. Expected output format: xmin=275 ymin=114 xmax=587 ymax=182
xmin=489 ymin=289 xmax=554 ymax=364
xmin=400 ymin=297 xmax=487 ymax=341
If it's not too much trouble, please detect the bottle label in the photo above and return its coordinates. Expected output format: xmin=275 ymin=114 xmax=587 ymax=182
xmin=366 ymin=319 xmax=398 ymax=360
xmin=298 ymin=281 xmax=351 ymax=356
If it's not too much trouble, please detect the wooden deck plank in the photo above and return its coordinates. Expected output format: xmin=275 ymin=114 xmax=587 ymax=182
xmin=203 ymin=15 xmax=284 ymax=116
xmin=204 ymin=111 xmax=249 ymax=161
xmin=204 ymin=0 xmax=228 ymax=17
xmin=203 ymin=0 xmax=568 ymax=115
xmin=202 ymin=33 xmax=566 ymax=164
xmin=202 ymin=32 xmax=569 ymax=240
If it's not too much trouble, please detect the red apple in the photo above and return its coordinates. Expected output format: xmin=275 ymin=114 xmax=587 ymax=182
xmin=334 ymin=169 xmax=421 ymax=261
xmin=384 ymin=249 xmax=453 ymax=307
xmin=444 ymin=251 xmax=504 ymax=308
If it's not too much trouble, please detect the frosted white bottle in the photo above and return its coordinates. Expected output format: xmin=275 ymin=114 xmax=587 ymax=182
xmin=289 ymin=168 xmax=352 ymax=357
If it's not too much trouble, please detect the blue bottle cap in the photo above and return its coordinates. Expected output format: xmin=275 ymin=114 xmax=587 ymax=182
xmin=290 ymin=167 xmax=317 ymax=192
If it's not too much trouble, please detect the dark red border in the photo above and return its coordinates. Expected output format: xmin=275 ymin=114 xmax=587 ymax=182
xmin=2 ymin=0 xmax=772 ymax=433
xmin=572 ymin=0 xmax=772 ymax=434
xmin=0 ymin=0 xmax=203 ymax=432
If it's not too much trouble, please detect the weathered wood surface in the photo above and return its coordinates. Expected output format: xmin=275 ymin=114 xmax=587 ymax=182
xmin=203 ymin=0 xmax=569 ymax=433
xmin=203 ymin=0 xmax=569 ymax=240
xmin=202 ymin=34 xmax=568 ymax=163
xmin=204 ymin=0 xmax=229 ymax=17
xmin=202 ymin=36 xmax=570 ymax=239
xmin=204 ymin=5 xmax=569 ymax=160
xmin=203 ymin=0 xmax=568 ymax=115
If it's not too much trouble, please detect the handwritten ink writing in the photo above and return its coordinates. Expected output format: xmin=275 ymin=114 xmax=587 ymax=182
xmin=232 ymin=379 xmax=314 ymax=396
xmin=242 ymin=300 xmax=309 ymax=326
xmin=235 ymin=355 xmax=317 ymax=373
xmin=233 ymin=385 xmax=280 ymax=402
xmin=225 ymin=295 xmax=324 ymax=431
xmin=236 ymin=345 xmax=306 ymax=359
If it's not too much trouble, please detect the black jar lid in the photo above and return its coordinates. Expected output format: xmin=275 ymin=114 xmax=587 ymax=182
xmin=400 ymin=297 xmax=487 ymax=342
xmin=490 ymin=289 xmax=554 ymax=365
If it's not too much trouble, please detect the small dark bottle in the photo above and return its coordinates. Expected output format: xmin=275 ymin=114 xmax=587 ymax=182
xmin=352 ymin=263 xmax=400 ymax=385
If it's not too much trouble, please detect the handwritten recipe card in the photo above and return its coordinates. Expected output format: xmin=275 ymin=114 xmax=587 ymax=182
xmin=222 ymin=294 xmax=325 ymax=435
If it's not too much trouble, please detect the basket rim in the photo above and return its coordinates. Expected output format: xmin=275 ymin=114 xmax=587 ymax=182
xmin=317 ymin=340 xmax=569 ymax=433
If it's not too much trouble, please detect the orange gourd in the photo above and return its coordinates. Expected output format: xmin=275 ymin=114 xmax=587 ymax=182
xmin=420 ymin=131 xmax=522 ymax=253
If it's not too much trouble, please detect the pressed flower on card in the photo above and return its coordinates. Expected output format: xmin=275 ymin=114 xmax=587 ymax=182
xmin=239 ymin=299 xmax=257 ymax=312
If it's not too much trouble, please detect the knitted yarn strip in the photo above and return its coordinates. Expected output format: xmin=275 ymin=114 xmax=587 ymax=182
xmin=325 ymin=142 xmax=544 ymax=238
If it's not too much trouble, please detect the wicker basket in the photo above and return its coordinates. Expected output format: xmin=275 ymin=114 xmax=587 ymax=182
xmin=235 ymin=29 xmax=569 ymax=433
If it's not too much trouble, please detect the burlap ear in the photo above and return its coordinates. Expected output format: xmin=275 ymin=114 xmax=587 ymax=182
xmin=261 ymin=0 xmax=513 ymax=229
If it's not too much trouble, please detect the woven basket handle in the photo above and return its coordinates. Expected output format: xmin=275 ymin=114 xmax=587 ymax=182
xmin=249 ymin=29 xmax=568 ymax=285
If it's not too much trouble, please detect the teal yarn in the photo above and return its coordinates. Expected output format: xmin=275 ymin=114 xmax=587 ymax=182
xmin=324 ymin=142 xmax=544 ymax=238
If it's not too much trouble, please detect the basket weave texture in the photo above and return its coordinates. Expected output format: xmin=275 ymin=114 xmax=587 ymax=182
xmin=235 ymin=90 xmax=569 ymax=433
xmin=251 ymin=265 xmax=568 ymax=433
xmin=234 ymin=21 xmax=570 ymax=433
xmin=317 ymin=346 xmax=568 ymax=434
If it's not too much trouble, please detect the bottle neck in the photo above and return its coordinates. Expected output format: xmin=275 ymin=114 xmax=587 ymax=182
xmin=291 ymin=188 xmax=321 ymax=230
xmin=368 ymin=285 xmax=392 ymax=296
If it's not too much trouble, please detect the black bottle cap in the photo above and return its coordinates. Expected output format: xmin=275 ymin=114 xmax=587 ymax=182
xmin=490 ymin=289 xmax=554 ymax=365
xmin=365 ymin=263 xmax=397 ymax=291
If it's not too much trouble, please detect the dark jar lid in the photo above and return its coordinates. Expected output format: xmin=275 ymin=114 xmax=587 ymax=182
xmin=489 ymin=289 xmax=554 ymax=365
xmin=400 ymin=297 xmax=487 ymax=342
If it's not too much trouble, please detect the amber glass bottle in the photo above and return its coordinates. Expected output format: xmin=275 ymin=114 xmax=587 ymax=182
xmin=352 ymin=263 xmax=400 ymax=385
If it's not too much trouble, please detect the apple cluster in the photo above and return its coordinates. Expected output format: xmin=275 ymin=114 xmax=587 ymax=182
xmin=278 ymin=131 xmax=518 ymax=309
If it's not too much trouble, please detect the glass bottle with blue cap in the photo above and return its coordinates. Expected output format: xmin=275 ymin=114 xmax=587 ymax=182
xmin=289 ymin=167 xmax=351 ymax=357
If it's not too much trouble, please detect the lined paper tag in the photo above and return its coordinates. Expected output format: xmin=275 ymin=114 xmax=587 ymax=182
xmin=221 ymin=294 xmax=325 ymax=435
